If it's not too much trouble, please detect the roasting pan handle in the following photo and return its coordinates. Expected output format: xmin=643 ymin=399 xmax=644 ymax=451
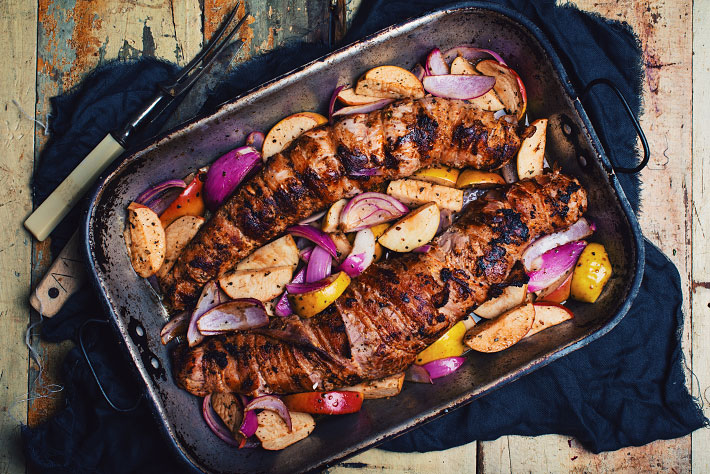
xmin=79 ymin=319 xmax=143 ymax=412
xmin=581 ymin=78 xmax=650 ymax=174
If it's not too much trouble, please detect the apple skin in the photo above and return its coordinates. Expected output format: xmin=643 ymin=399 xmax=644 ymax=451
xmin=526 ymin=302 xmax=574 ymax=338
xmin=538 ymin=271 xmax=573 ymax=304
xmin=283 ymin=391 xmax=364 ymax=415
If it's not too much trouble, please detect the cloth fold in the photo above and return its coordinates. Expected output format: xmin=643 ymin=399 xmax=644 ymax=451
xmin=22 ymin=1 xmax=705 ymax=473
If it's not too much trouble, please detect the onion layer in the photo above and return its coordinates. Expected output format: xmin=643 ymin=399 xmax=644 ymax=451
xmin=405 ymin=364 xmax=433 ymax=384
xmin=246 ymin=131 xmax=265 ymax=151
xmin=426 ymin=48 xmax=449 ymax=75
xmin=340 ymin=228 xmax=375 ymax=277
xmin=332 ymin=99 xmax=394 ymax=117
xmin=204 ymin=146 xmax=262 ymax=211
xmin=274 ymin=267 xmax=306 ymax=317
xmin=339 ymin=192 xmax=408 ymax=232
xmin=203 ymin=395 xmax=240 ymax=446
xmin=160 ymin=311 xmax=189 ymax=345
xmin=421 ymin=356 xmax=466 ymax=379
xmin=245 ymin=395 xmax=292 ymax=432
xmin=196 ymin=299 xmax=269 ymax=335
xmin=527 ymin=240 xmax=587 ymax=292
xmin=423 ymin=74 xmax=496 ymax=100
xmin=287 ymin=225 xmax=338 ymax=258
xmin=239 ymin=395 xmax=258 ymax=438
xmin=522 ymin=217 xmax=595 ymax=272
xmin=442 ymin=45 xmax=507 ymax=66
xmin=306 ymin=245 xmax=333 ymax=282
xmin=329 ymin=85 xmax=346 ymax=122
xmin=188 ymin=281 xmax=225 ymax=347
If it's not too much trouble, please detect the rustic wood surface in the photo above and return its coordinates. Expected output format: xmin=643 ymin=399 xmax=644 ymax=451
xmin=0 ymin=0 xmax=706 ymax=472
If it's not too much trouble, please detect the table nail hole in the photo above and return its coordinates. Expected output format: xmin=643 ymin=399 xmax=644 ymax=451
xmin=48 ymin=287 xmax=60 ymax=299
xmin=151 ymin=357 xmax=160 ymax=369
xmin=135 ymin=325 xmax=145 ymax=337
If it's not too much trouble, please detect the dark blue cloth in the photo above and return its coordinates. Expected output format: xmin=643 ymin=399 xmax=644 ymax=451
xmin=22 ymin=1 xmax=706 ymax=473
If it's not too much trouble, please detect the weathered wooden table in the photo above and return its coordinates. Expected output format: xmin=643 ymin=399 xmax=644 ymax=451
xmin=1 ymin=0 xmax=708 ymax=472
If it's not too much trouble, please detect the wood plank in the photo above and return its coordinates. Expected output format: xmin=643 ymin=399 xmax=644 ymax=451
xmin=0 ymin=0 xmax=37 ymax=472
xmin=477 ymin=0 xmax=694 ymax=471
xmin=327 ymin=444 xmax=477 ymax=473
xmin=691 ymin=0 xmax=710 ymax=470
xmin=27 ymin=0 xmax=203 ymax=434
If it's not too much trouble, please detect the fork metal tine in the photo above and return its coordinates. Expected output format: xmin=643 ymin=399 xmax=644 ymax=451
xmin=161 ymin=4 xmax=249 ymax=96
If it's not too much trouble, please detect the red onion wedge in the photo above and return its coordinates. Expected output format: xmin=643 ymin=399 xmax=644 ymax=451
xmin=339 ymin=192 xmax=408 ymax=232
xmin=239 ymin=395 xmax=258 ymax=438
xmin=411 ymin=63 xmax=426 ymax=81
xmin=246 ymin=131 xmax=265 ymax=151
xmin=442 ymin=45 xmax=507 ymax=66
xmin=405 ymin=364 xmax=433 ymax=384
xmin=135 ymin=179 xmax=186 ymax=206
xmin=299 ymin=246 xmax=313 ymax=263
xmin=522 ymin=218 xmax=595 ymax=272
xmin=136 ymin=179 xmax=187 ymax=215
xmin=245 ymin=395 xmax=292 ymax=432
xmin=287 ymin=225 xmax=338 ymax=258
xmin=426 ymin=48 xmax=449 ymax=75
xmin=160 ymin=311 xmax=189 ymax=345
xmin=332 ymin=99 xmax=394 ymax=117
xmin=421 ymin=356 xmax=466 ymax=379
xmin=329 ymin=85 xmax=346 ymax=122
xmin=203 ymin=395 xmax=240 ymax=446
xmin=412 ymin=244 xmax=432 ymax=253
xmin=340 ymin=228 xmax=375 ymax=277
xmin=204 ymin=146 xmax=262 ymax=211
xmin=196 ymin=299 xmax=269 ymax=335
xmin=274 ymin=267 xmax=306 ymax=317
xmin=527 ymin=240 xmax=587 ymax=293
xmin=299 ymin=210 xmax=326 ymax=225
xmin=188 ymin=281 xmax=225 ymax=347
xmin=423 ymin=74 xmax=496 ymax=100
xmin=286 ymin=279 xmax=330 ymax=294
xmin=306 ymin=245 xmax=332 ymax=282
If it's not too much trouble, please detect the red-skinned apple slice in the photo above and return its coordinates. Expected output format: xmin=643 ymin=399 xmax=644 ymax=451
xmin=465 ymin=302 xmax=535 ymax=352
xmin=475 ymin=59 xmax=527 ymax=119
xmin=536 ymin=271 xmax=573 ymax=304
xmin=525 ymin=303 xmax=574 ymax=338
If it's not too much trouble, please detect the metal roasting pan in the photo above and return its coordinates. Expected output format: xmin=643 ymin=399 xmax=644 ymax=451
xmin=84 ymin=3 xmax=645 ymax=473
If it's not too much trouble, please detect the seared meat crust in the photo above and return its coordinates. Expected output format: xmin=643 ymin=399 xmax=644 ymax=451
xmin=161 ymin=97 xmax=522 ymax=311
xmin=174 ymin=172 xmax=587 ymax=396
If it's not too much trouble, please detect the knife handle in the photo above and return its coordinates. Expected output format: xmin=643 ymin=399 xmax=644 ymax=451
xmin=29 ymin=230 xmax=86 ymax=317
xmin=24 ymin=133 xmax=125 ymax=241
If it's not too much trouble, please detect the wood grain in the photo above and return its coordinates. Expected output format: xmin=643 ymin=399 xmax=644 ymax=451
xmin=328 ymin=444 xmax=477 ymax=473
xmin=691 ymin=0 xmax=710 ymax=471
xmin=0 ymin=0 xmax=37 ymax=472
xmin=476 ymin=0 xmax=695 ymax=472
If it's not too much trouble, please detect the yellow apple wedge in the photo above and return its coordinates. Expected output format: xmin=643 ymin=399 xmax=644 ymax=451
xmin=525 ymin=303 xmax=574 ymax=338
xmin=263 ymin=112 xmax=327 ymax=158
xmin=413 ymin=165 xmax=460 ymax=187
xmin=475 ymin=59 xmax=527 ymax=118
xmin=456 ymin=169 xmax=506 ymax=189
xmin=464 ymin=302 xmax=535 ymax=352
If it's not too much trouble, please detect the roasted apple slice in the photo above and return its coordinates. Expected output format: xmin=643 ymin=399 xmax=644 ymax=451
xmin=475 ymin=59 xmax=527 ymax=118
xmin=355 ymin=65 xmax=425 ymax=99
xmin=126 ymin=202 xmax=166 ymax=278
xmin=337 ymin=87 xmax=386 ymax=105
xmin=255 ymin=411 xmax=315 ymax=451
xmin=378 ymin=202 xmax=440 ymax=252
xmin=536 ymin=270 xmax=573 ymax=303
xmin=387 ymin=179 xmax=464 ymax=212
xmin=473 ymin=284 xmax=528 ymax=319
xmin=525 ymin=303 xmax=574 ymax=338
xmin=235 ymin=234 xmax=299 ymax=271
xmin=263 ymin=112 xmax=327 ymax=158
xmin=517 ymin=118 xmax=548 ymax=179
xmin=343 ymin=373 xmax=405 ymax=399
xmin=450 ymin=57 xmax=506 ymax=111
xmin=220 ymin=266 xmax=294 ymax=301
xmin=157 ymin=215 xmax=205 ymax=280
xmin=322 ymin=199 xmax=348 ymax=233
xmin=465 ymin=302 xmax=535 ymax=352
